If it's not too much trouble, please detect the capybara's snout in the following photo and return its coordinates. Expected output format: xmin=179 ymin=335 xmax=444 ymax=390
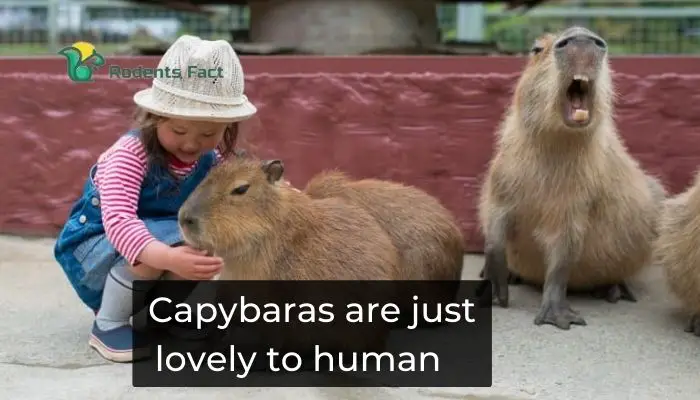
xmin=554 ymin=26 xmax=607 ymax=79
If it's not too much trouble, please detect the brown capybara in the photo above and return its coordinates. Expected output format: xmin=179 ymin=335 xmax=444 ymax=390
xmin=304 ymin=170 xmax=465 ymax=282
xmin=177 ymin=156 xmax=402 ymax=360
xmin=654 ymin=170 xmax=700 ymax=337
xmin=477 ymin=26 xmax=666 ymax=330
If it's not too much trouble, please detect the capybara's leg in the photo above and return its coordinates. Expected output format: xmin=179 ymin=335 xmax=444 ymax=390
xmin=477 ymin=207 xmax=512 ymax=308
xmin=684 ymin=314 xmax=700 ymax=337
xmin=533 ymin=235 xmax=587 ymax=330
xmin=589 ymin=282 xmax=637 ymax=303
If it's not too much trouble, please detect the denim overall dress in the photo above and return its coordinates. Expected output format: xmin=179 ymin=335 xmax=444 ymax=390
xmin=53 ymin=130 xmax=217 ymax=312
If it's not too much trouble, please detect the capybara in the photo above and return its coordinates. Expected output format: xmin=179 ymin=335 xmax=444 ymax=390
xmin=477 ymin=26 xmax=666 ymax=330
xmin=654 ymin=170 xmax=700 ymax=337
xmin=176 ymin=156 xmax=402 ymax=362
xmin=304 ymin=170 xmax=465 ymax=281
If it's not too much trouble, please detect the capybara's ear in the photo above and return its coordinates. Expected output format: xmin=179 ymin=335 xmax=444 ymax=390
xmin=261 ymin=159 xmax=284 ymax=184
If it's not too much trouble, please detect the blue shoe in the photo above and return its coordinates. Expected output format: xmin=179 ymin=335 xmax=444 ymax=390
xmin=88 ymin=322 xmax=147 ymax=363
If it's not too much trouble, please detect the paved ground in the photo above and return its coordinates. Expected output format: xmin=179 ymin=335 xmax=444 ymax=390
xmin=1 ymin=234 xmax=699 ymax=400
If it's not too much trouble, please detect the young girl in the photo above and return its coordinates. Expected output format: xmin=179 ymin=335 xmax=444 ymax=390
xmin=53 ymin=34 xmax=260 ymax=363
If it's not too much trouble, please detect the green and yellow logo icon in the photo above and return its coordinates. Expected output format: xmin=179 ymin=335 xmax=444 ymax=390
xmin=58 ymin=41 xmax=106 ymax=82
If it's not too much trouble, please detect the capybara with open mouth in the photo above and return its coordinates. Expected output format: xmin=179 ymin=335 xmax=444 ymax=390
xmin=477 ymin=26 xmax=666 ymax=330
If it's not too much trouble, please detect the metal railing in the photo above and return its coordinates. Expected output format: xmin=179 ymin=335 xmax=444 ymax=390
xmin=483 ymin=2 xmax=700 ymax=54
xmin=0 ymin=0 xmax=698 ymax=56
xmin=440 ymin=0 xmax=700 ymax=55
xmin=0 ymin=0 xmax=245 ymax=55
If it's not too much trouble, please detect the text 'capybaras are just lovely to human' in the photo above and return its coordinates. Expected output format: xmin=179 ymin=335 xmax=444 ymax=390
xmin=147 ymin=294 xmax=479 ymax=378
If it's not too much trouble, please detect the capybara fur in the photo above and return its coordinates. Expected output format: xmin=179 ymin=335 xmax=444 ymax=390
xmin=304 ymin=170 xmax=465 ymax=281
xmin=654 ymin=170 xmax=700 ymax=336
xmin=477 ymin=26 xmax=666 ymax=330
xmin=177 ymin=157 xmax=401 ymax=364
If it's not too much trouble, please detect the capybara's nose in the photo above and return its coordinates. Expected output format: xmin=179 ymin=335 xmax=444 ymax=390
xmin=554 ymin=33 xmax=607 ymax=53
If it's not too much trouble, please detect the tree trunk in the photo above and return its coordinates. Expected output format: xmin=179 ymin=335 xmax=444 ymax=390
xmin=248 ymin=0 xmax=439 ymax=55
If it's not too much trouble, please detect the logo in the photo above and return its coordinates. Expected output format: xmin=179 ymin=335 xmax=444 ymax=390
xmin=57 ymin=41 xmax=106 ymax=82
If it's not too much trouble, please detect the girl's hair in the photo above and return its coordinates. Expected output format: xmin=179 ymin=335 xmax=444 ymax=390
xmin=131 ymin=107 xmax=242 ymax=179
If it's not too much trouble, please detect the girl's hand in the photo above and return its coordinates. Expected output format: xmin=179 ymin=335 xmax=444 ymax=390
xmin=165 ymin=245 xmax=223 ymax=280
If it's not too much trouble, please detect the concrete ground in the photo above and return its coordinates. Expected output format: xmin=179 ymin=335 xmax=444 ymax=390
xmin=1 ymin=234 xmax=699 ymax=400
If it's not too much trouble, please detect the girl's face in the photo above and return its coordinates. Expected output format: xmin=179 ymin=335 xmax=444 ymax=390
xmin=156 ymin=118 xmax=229 ymax=163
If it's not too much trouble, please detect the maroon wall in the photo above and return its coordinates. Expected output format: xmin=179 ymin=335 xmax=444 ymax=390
xmin=2 ymin=55 xmax=700 ymax=253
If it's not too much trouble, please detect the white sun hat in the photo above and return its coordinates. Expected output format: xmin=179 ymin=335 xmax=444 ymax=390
xmin=133 ymin=34 xmax=257 ymax=122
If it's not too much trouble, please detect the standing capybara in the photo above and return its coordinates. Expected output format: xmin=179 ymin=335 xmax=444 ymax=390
xmin=176 ymin=156 xmax=402 ymax=359
xmin=477 ymin=26 xmax=666 ymax=330
xmin=304 ymin=170 xmax=465 ymax=281
xmin=654 ymin=170 xmax=700 ymax=337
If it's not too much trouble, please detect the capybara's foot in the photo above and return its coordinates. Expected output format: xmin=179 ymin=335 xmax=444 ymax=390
xmin=478 ymin=267 xmax=523 ymax=285
xmin=590 ymin=282 xmax=637 ymax=303
xmin=534 ymin=300 xmax=587 ymax=330
xmin=476 ymin=279 xmax=508 ymax=308
xmin=684 ymin=314 xmax=700 ymax=337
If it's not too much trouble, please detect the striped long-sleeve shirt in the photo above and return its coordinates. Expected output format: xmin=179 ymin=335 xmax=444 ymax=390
xmin=93 ymin=135 xmax=222 ymax=265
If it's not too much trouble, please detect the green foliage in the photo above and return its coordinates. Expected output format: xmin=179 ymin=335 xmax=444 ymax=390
xmin=438 ymin=2 xmax=700 ymax=55
xmin=480 ymin=13 xmax=700 ymax=54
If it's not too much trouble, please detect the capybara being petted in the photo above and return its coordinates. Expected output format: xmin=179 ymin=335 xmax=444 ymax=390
xmin=304 ymin=170 xmax=465 ymax=281
xmin=176 ymin=157 xmax=402 ymax=358
xmin=654 ymin=170 xmax=700 ymax=337
xmin=478 ymin=26 xmax=665 ymax=330
xmin=177 ymin=158 xmax=401 ymax=282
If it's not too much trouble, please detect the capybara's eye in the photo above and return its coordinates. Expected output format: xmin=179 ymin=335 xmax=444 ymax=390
xmin=231 ymin=184 xmax=250 ymax=195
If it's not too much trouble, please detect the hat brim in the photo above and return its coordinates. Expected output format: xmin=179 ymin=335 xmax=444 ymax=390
xmin=133 ymin=88 xmax=257 ymax=123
